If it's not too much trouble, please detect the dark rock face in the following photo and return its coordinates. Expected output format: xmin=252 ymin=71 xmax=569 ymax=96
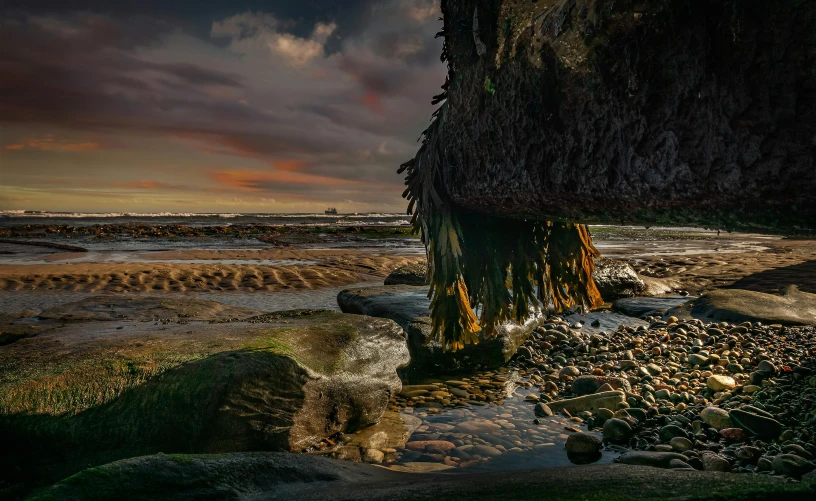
xmin=383 ymin=262 xmax=429 ymax=286
xmin=337 ymin=285 xmax=545 ymax=375
xmin=0 ymin=298 xmax=409 ymax=490
xmin=434 ymin=0 xmax=816 ymax=233
xmin=592 ymin=258 xmax=644 ymax=300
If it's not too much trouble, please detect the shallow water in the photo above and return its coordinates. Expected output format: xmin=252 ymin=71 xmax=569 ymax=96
xmin=388 ymin=370 xmax=618 ymax=472
xmin=0 ymin=281 xmax=381 ymax=314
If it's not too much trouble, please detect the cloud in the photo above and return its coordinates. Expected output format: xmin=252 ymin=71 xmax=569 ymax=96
xmin=212 ymin=12 xmax=336 ymax=66
xmin=0 ymin=1 xmax=445 ymax=211
xmin=3 ymin=137 xmax=101 ymax=152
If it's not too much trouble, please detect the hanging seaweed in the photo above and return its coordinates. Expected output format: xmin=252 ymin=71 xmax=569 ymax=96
xmin=397 ymin=2 xmax=602 ymax=352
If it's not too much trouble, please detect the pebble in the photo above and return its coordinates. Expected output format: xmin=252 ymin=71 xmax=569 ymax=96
xmin=772 ymin=454 xmax=816 ymax=477
xmin=602 ymin=418 xmax=633 ymax=442
xmin=707 ymin=375 xmax=736 ymax=391
xmin=565 ymin=433 xmax=602 ymax=454
xmin=700 ymin=407 xmax=734 ymax=430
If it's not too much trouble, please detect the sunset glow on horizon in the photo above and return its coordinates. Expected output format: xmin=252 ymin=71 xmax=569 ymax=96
xmin=0 ymin=0 xmax=445 ymax=213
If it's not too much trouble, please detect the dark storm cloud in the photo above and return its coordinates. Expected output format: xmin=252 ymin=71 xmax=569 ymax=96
xmin=1 ymin=0 xmax=381 ymax=47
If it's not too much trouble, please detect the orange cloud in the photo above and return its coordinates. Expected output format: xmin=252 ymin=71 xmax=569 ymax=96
xmin=3 ymin=137 xmax=100 ymax=152
xmin=114 ymin=181 xmax=172 ymax=189
xmin=359 ymin=92 xmax=382 ymax=113
xmin=212 ymin=169 xmax=361 ymax=192
xmin=274 ymin=159 xmax=307 ymax=172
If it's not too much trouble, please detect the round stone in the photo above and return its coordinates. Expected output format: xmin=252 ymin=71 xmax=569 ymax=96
xmin=707 ymin=375 xmax=736 ymax=391
xmin=700 ymin=406 xmax=734 ymax=430
xmin=669 ymin=436 xmax=693 ymax=452
xmin=362 ymin=449 xmax=384 ymax=463
xmin=773 ymin=454 xmax=815 ymax=477
xmin=603 ymin=418 xmax=633 ymax=442
xmin=565 ymin=433 xmax=603 ymax=454
xmin=534 ymin=402 xmax=553 ymax=417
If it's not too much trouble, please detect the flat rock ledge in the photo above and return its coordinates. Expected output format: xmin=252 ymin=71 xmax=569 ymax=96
xmin=688 ymin=286 xmax=816 ymax=325
xmin=26 ymin=452 xmax=816 ymax=501
xmin=1 ymin=297 xmax=409 ymax=491
xmin=337 ymin=285 xmax=545 ymax=375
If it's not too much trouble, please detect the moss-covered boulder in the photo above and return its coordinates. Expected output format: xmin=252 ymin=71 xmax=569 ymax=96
xmin=337 ymin=285 xmax=544 ymax=376
xmin=0 ymin=298 xmax=409 ymax=493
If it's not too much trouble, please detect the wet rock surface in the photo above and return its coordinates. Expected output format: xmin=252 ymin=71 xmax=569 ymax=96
xmin=337 ymin=285 xmax=545 ymax=374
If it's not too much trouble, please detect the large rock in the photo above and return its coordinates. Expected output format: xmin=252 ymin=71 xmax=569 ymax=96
xmin=417 ymin=0 xmax=816 ymax=233
xmin=337 ymin=285 xmax=545 ymax=374
xmin=690 ymin=286 xmax=816 ymax=325
xmin=383 ymin=262 xmax=429 ymax=286
xmin=592 ymin=258 xmax=644 ymax=300
xmin=0 ymin=297 xmax=409 ymax=489
xmin=29 ymin=452 xmax=816 ymax=501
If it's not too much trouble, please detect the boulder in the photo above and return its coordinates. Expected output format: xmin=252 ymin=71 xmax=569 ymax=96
xmin=337 ymin=285 xmax=545 ymax=375
xmin=0 ymin=298 xmax=409 ymax=489
xmin=592 ymin=258 xmax=645 ymax=300
xmin=383 ymin=262 xmax=429 ymax=286
xmin=690 ymin=286 xmax=816 ymax=325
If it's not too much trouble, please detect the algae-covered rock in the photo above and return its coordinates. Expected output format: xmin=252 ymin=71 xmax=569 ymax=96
xmin=337 ymin=285 xmax=544 ymax=375
xmin=0 ymin=297 xmax=409 ymax=491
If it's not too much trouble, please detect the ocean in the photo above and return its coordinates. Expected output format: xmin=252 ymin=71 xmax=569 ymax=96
xmin=0 ymin=210 xmax=411 ymax=227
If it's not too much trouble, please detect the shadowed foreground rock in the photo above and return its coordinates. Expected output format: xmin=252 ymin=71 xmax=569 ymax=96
xmin=432 ymin=0 xmax=816 ymax=233
xmin=337 ymin=285 xmax=545 ymax=374
xmin=0 ymin=298 xmax=409 ymax=491
xmin=26 ymin=452 xmax=816 ymax=501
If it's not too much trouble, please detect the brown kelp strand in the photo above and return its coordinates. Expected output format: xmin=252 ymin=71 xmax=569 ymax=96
xmin=399 ymin=125 xmax=602 ymax=351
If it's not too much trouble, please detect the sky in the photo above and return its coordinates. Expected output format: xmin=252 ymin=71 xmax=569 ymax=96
xmin=0 ymin=0 xmax=445 ymax=213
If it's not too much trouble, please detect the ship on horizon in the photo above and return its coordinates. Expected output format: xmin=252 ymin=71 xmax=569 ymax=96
xmin=324 ymin=207 xmax=338 ymax=215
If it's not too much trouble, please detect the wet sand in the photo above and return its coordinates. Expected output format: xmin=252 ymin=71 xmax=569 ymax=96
xmin=626 ymin=239 xmax=816 ymax=294
xmin=0 ymin=249 xmax=423 ymax=295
